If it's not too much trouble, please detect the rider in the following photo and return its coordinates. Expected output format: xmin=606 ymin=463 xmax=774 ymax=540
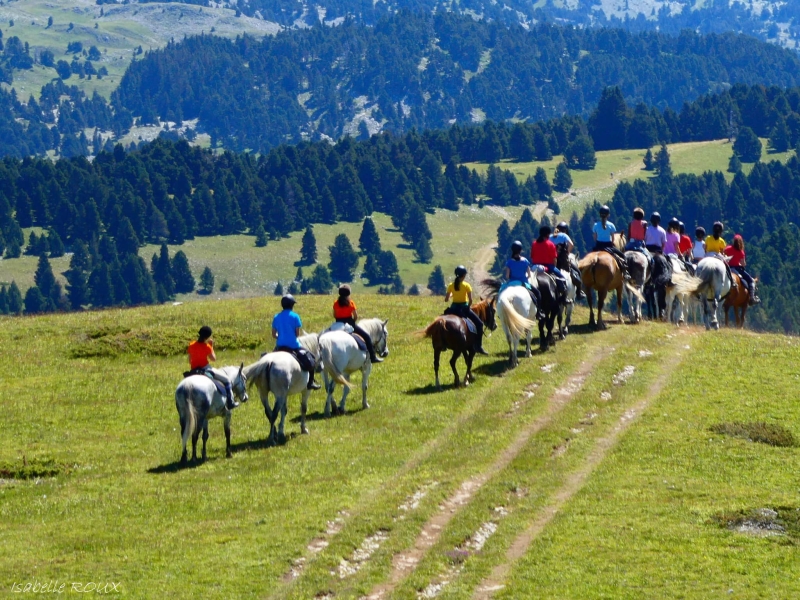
xmin=592 ymin=205 xmax=629 ymax=279
xmin=551 ymin=221 xmax=586 ymax=300
xmin=504 ymin=240 xmax=544 ymax=319
xmin=272 ymin=294 xmax=321 ymax=390
xmin=724 ymin=234 xmax=760 ymax=305
xmin=187 ymin=326 xmax=238 ymax=410
xmin=333 ymin=284 xmax=384 ymax=363
xmin=664 ymin=218 xmax=682 ymax=255
xmin=705 ymin=222 xmax=736 ymax=289
xmin=693 ymin=226 xmax=707 ymax=263
xmin=644 ymin=212 xmax=667 ymax=254
xmin=678 ymin=222 xmax=693 ymax=261
xmin=625 ymin=207 xmax=648 ymax=251
xmin=444 ymin=266 xmax=489 ymax=355
xmin=531 ymin=225 xmax=568 ymax=300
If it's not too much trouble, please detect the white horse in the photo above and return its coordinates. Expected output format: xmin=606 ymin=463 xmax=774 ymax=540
xmin=624 ymin=250 xmax=650 ymax=324
xmin=663 ymin=255 xmax=699 ymax=325
xmin=243 ymin=334 xmax=320 ymax=444
xmin=482 ymin=280 xmax=537 ymax=367
xmin=318 ymin=318 xmax=389 ymax=417
xmin=685 ymin=256 xmax=733 ymax=330
xmin=555 ymin=246 xmax=578 ymax=337
xmin=175 ymin=364 xmax=248 ymax=465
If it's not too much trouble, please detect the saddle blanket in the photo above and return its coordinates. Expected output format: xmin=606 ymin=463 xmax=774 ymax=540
xmin=182 ymin=368 xmax=226 ymax=397
xmin=463 ymin=318 xmax=477 ymax=335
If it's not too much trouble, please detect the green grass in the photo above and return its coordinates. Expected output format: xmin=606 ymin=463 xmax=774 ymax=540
xmin=2 ymin=298 xmax=798 ymax=598
xmin=0 ymin=0 xmax=279 ymax=101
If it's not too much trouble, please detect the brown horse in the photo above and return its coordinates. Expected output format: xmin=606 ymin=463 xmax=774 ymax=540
xmin=579 ymin=234 xmax=642 ymax=329
xmin=422 ymin=299 xmax=496 ymax=390
xmin=724 ymin=271 xmax=755 ymax=328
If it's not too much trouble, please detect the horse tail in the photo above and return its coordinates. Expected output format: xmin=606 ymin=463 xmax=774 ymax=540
xmin=498 ymin=293 xmax=535 ymax=340
xmin=577 ymin=254 xmax=598 ymax=285
xmin=319 ymin=336 xmax=354 ymax=389
xmin=177 ymin=383 xmax=196 ymax=450
xmin=419 ymin=317 xmax=445 ymax=339
xmin=244 ymin=358 xmax=272 ymax=397
xmin=670 ymin=271 xmax=703 ymax=296
xmin=623 ymin=281 xmax=646 ymax=302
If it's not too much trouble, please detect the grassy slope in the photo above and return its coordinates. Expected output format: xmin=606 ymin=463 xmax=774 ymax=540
xmin=1 ymin=297 xmax=798 ymax=599
xmin=0 ymin=0 xmax=279 ymax=101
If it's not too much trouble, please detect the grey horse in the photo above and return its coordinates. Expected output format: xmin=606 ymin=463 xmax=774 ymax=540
xmin=625 ymin=250 xmax=650 ymax=324
xmin=175 ymin=364 xmax=248 ymax=465
xmin=688 ymin=256 xmax=733 ymax=330
xmin=243 ymin=334 xmax=320 ymax=444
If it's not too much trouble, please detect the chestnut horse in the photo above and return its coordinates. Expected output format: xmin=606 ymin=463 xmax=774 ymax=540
xmin=578 ymin=234 xmax=643 ymax=329
xmin=422 ymin=299 xmax=496 ymax=390
xmin=724 ymin=271 xmax=754 ymax=328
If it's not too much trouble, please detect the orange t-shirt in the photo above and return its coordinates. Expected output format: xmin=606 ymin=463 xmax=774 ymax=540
xmin=333 ymin=299 xmax=357 ymax=320
xmin=187 ymin=340 xmax=213 ymax=370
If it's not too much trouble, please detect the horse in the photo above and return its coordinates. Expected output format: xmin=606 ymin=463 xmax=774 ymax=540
xmin=481 ymin=279 xmax=537 ymax=367
xmin=555 ymin=243 xmax=578 ymax=337
xmin=243 ymin=334 xmax=321 ymax=444
xmin=645 ymin=253 xmax=671 ymax=320
xmin=422 ymin=299 xmax=497 ymax=390
xmin=318 ymin=318 xmax=389 ymax=417
xmin=624 ymin=250 xmax=650 ymax=324
xmin=723 ymin=271 xmax=757 ymax=328
xmin=532 ymin=269 xmax=563 ymax=350
xmin=663 ymin=255 xmax=699 ymax=325
xmin=683 ymin=256 xmax=733 ymax=330
xmin=175 ymin=364 xmax=248 ymax=465
xmin=578 ymin=239 xmax=643 ymax=330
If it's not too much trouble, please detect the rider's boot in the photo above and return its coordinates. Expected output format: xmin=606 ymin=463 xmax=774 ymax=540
xmin=475 ymin=324 xmax=489 ymax=355
xmin=225 ymin=382 xmax=239 ymax=410
xmin=370 ymin=353 xmax=384 ymax=363
xmin=749 ymin=290 xmax=760 ymax=306
xmin=306 ymin=373 xmax=321 ymax=390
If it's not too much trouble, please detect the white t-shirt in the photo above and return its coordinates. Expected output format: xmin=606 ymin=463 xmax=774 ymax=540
xmin=693 ymin=240 xmax=706 ymax=260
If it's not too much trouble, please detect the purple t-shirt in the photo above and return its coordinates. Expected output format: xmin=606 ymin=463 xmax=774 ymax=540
xmin=664 ymin=232 xmax=681 ymax=254
xmin=645 ymin=225 xmax=667 ymax=249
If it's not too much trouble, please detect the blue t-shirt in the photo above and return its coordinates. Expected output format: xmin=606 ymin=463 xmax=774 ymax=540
xmin=272 ymin=310 xmax=302 ymax=349
xmin=506 ymin=257 xmax=531 ymax=282
xmin=550 ymin=232 xmax=573 ymax=247
xmin=593 ymin=221 xmax=616 ymax=242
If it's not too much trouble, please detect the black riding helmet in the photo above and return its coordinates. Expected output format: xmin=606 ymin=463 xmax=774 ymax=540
xmin=454 ymin=265 xmax=468 ymax=277
xmin=556 ymin=221 xmax=569 ymax=234
xmin=281 ymin=294 xmax=297 ymax=310
xmin=695 ymin=226 xmax=706 ymax=237
xmin=599 ymin=205 xmax=611 ymax=217
xmin=713 ymin=221 xmax=724 ymax=233
xmin=510 ymin=240 xmax=523 ymax=255
xmin=668 ymin=217 xmax=681 ymax=229
xmin=198 ymin=325 xmax=212 ymax=340
xmin=539 ymin=225 xmax=552 ymax=238
xmin=679 ymin=221 xmax=686 ymax=235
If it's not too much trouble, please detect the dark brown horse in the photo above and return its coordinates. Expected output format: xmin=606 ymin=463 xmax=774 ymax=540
xmin=724 ymin=271 xmax=757 ymax=328
xmin=422 ymin=299 xmax=496 ymax=390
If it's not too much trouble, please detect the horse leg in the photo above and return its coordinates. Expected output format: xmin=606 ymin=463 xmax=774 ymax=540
xmin=434 ymin=347 xmax=442 ymax=391
xmin=547 ymin=312 xmax=556 ymax=348
xmin=361 ymin=362 xmax=372 ymax=409
xmin=557 ymin=306 xmax=565 ymax=340
xmin=224 ymin=412 xmax=232 ymax=458
xmin=178 ymin=408 xmax=189 ymax=466
xmin=262 ymin=392 xmax=277 ymax=443
xmin=339 ymin=376 xmax=352 ymax=414
xmin=712 ymin=296 xmax=721 ymax=330
xmin=539 ymin=317 xmax=547 ymax=351
xmin=616 ymin=287 xmax=623 ymax=323
xmin=201 ymin=419 xmax=209 ymax=462
xmin=587 ymin=287 xmax=596 ymax=327
xmin=597 ymin=290 xmax=608 ymax=330
xmin=525 ymin=326 xmax=533 ymax=358
xmin=300 ymin=390 xmax=310 ymax=434
xmin=324 ymin=376 xmax=335 ymax=418
xmin=565 ymin=301 xmax=573 ymax=334
xmin=450 ymin=350 xmax=461 ymax=388
xmin=278 ymin=399 xmax=288 ymax=442
xmin=465 ymin=350 xmax=475 ymax=384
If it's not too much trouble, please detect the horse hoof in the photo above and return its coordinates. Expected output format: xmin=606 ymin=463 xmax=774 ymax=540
xmin=226 ymin=451 xmax=232 ymax=459
xmin=363 ymin=402 xmax=370 ymax=409
xmin=301 ymin=427 xmax=309 ymax=435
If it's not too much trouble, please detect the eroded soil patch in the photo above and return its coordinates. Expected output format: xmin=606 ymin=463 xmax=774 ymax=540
xmin=709 ymin=422 xmax=796 ymax=447
xmin=0 ymin=457 xmax=66 ymax=480
xmin=711 ymin=507 xmax=800 ymax=539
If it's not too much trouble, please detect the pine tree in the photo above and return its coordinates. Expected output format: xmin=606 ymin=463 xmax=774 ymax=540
xmin=427 ymin=265 xmax=446 ymax=295
xmin=728 ymin=153 xmax=743 ymax=173
xmin=274 ymin=282 xmax=284 ymax=296
xmin=769 ymin=116 xmax=791 ymax=153
xmin=171 ymin=250 xmax=195 ymax=293
xmin=553 ymin=161 xmax=573 ymax=192
xmin=358 ymin=217 xmax=381 ymax=255
xmin=0 ymin=285 xmax=8 ymax=314
xmin=534 ymin=167 xmax=552 ymax=200
xmin=254 ymin=223 xmax=268 ymax=247
xmin=8 ymin=281 xmax=23 ymax=314
xmin=533 ymin=128 xmax=552 ymax=161
xmin=563 ymin=135 xmax=597 ymax=170
xmin=123 ymin=255 xmax=157 ymax=305
xmin=199 ymin=266 xmax=215 ymax=294
xmin=300 ymin=225 xmax=317 ymax=264
xmin=413 ymin=235 xmax=433 ymax=263
xmin=733 ymin=127 xmax=762 ymax=162
xmin=402 ymin=204 xmax=432 ymax=243
xmin=34 ymin=254 xmax=60 ymax=310
xmin=308 ymin=265 xmax=333 ymax=294
xmin=328 ymin=233 xmax=359 ymax=282
xmin=655 ymin=143 xmax=672 ymax=179
xmin=588 ymin=87 xmax=630 ymax=151
xmin=151 ymin=244 xmax=174 ymax=298
xmin=443 ymin=179 xmax=459 ymax=211
xmin=5 ymin=239 xmax=21 ymax=259
xmin=643 ymin=148 xmax=654 ymax=171
xmin=24 ymin=286 xmax=47 ymax=314
xmin=408 ymin=283 xmax=420 ymax=296
xmin=47 ymin=230 xmax=65 ymax=257
xmin=88 ymin=263 xmax=115 ymax=307
xmin=295 ymin=266 xmax=304 ymax=282
xmin=116 ymin=217 xmax=141 ymax=256
xmin=287 ymin=281 xmax=299 ymax=295
xmin=65 ymin=266 xmax=88 ymax=309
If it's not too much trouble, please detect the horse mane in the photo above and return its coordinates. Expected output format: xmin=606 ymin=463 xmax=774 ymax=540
xmin=480 ymin=278 xmax=502 ymax=299
xmin=299 ymin=332 xmax=320 ymax=357
xmin=357 ymin=318 xmax=384 ymax=342
xmin=243 ymin=356 xmax=270 ymax=392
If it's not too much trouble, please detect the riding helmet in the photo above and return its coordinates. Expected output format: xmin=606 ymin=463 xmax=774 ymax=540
xmin=454 ymin=265 xmax=468 ymax=277
xmin=539 ymin=225 xmax=552 ymax=238
xmin=650 ymin=211 xmax=661 ymax=224
xmin=281 ymin=294 xmax=297 ymax=310
xmin=198 ymin=325 xmax=212 ymax=340
xmin=633 ymin=207 xmax=645 ymax=219
xmin=695 ymin=226 xmax=706 ymax=237
xmin=713 ymin=221 xmax=724 ymax=232
xmin=510 ymin=240 xmax=523 ymax=255
xmin=678 ymin=221 xmax=686 ymax=234
xmin=599 ymin=204 xmax=611 ymax=217
xmin=556 ymin=221 xmax=569 ymax=233
xmin=668 ymin=217 xmax=681 ymax=229
xmin=338 ymin=284 xmax=351 ymax=297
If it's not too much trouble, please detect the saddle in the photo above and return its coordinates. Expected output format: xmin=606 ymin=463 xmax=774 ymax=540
xmin=602 ymin=248 xmax=630 ymax=279
xmin=182 ymin=367 xmax=226 ymax=397
xmin=351 ymin=333 xmax=369 ymax=353
xmin=442 ymin=306 xmax=478 ymax=335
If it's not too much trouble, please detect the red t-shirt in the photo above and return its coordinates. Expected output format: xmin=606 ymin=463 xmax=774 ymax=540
xmin=187 ymin=341 xmax=213 ymax=370
xmin=333 ymin=299 xmax=357 ymax=320
xmin=629 ymin=219 xmax=647 ymax=241
xmin=530 ymin=240 xmax=557 ymax=265
xmin=679 ymin=234 xmax=693 ymax=255
xmin=724 ymin=245 xmax=745 ymax=267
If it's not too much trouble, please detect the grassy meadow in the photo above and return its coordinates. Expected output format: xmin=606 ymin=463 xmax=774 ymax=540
xmin=1 ymin=295 xmax=799 ymax=598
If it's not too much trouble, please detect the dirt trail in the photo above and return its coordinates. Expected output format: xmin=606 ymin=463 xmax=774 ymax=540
xmin=471 ymin=243 xmax=496 ymax=286
xmin=362 ymin=347 xmax=609 ymax=600
xmin=472 ymin=335 xmax=691 ymax=599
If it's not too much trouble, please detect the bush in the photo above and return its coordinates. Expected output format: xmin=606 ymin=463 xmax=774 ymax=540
xmin=199 ymin=266 xmax=215 ymax=294
xmin=220 ymin=280 xmax=229 ymax=292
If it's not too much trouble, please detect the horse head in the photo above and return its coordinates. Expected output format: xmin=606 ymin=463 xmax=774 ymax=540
xmin=376 ymin=319 xmax=390 ymax=358
xmin=234 ymin=362 xmax=249 ymax=403
xmin=480 ymin=298 xmax=498 ymax=331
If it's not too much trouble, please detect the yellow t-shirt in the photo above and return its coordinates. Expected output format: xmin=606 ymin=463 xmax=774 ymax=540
xmin=447 ymin=281 xmax=472 ymax=304
xmin=705 ymin=235 xmax=726 ymax=254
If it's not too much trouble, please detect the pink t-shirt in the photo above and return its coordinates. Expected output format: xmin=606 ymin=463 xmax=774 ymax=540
xmin=664 ymin=232 xmax=681 ymax=255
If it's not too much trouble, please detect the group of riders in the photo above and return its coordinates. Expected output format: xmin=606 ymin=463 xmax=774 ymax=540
xmin=184 ymin=205 xmax=760 ymax=401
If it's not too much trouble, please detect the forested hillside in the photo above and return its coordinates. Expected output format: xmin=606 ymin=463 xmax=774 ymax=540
xmin=3 ymin=13 xmax=800 ymax=157
xmin=111 ymin=13 xmax=800 ymax=151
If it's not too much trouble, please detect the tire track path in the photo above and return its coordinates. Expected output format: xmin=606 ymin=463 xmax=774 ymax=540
xmin=363 ymin=346 xmax=609 ymax=600
xmin=472 ymin=335 xmax=690 ymax=599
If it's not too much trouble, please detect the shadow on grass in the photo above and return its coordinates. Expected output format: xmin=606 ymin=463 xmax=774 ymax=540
xmin=405 ymin=383 xmax=444 ymax=395
xmin=148 ymin=460 xmax=204 ymax=474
